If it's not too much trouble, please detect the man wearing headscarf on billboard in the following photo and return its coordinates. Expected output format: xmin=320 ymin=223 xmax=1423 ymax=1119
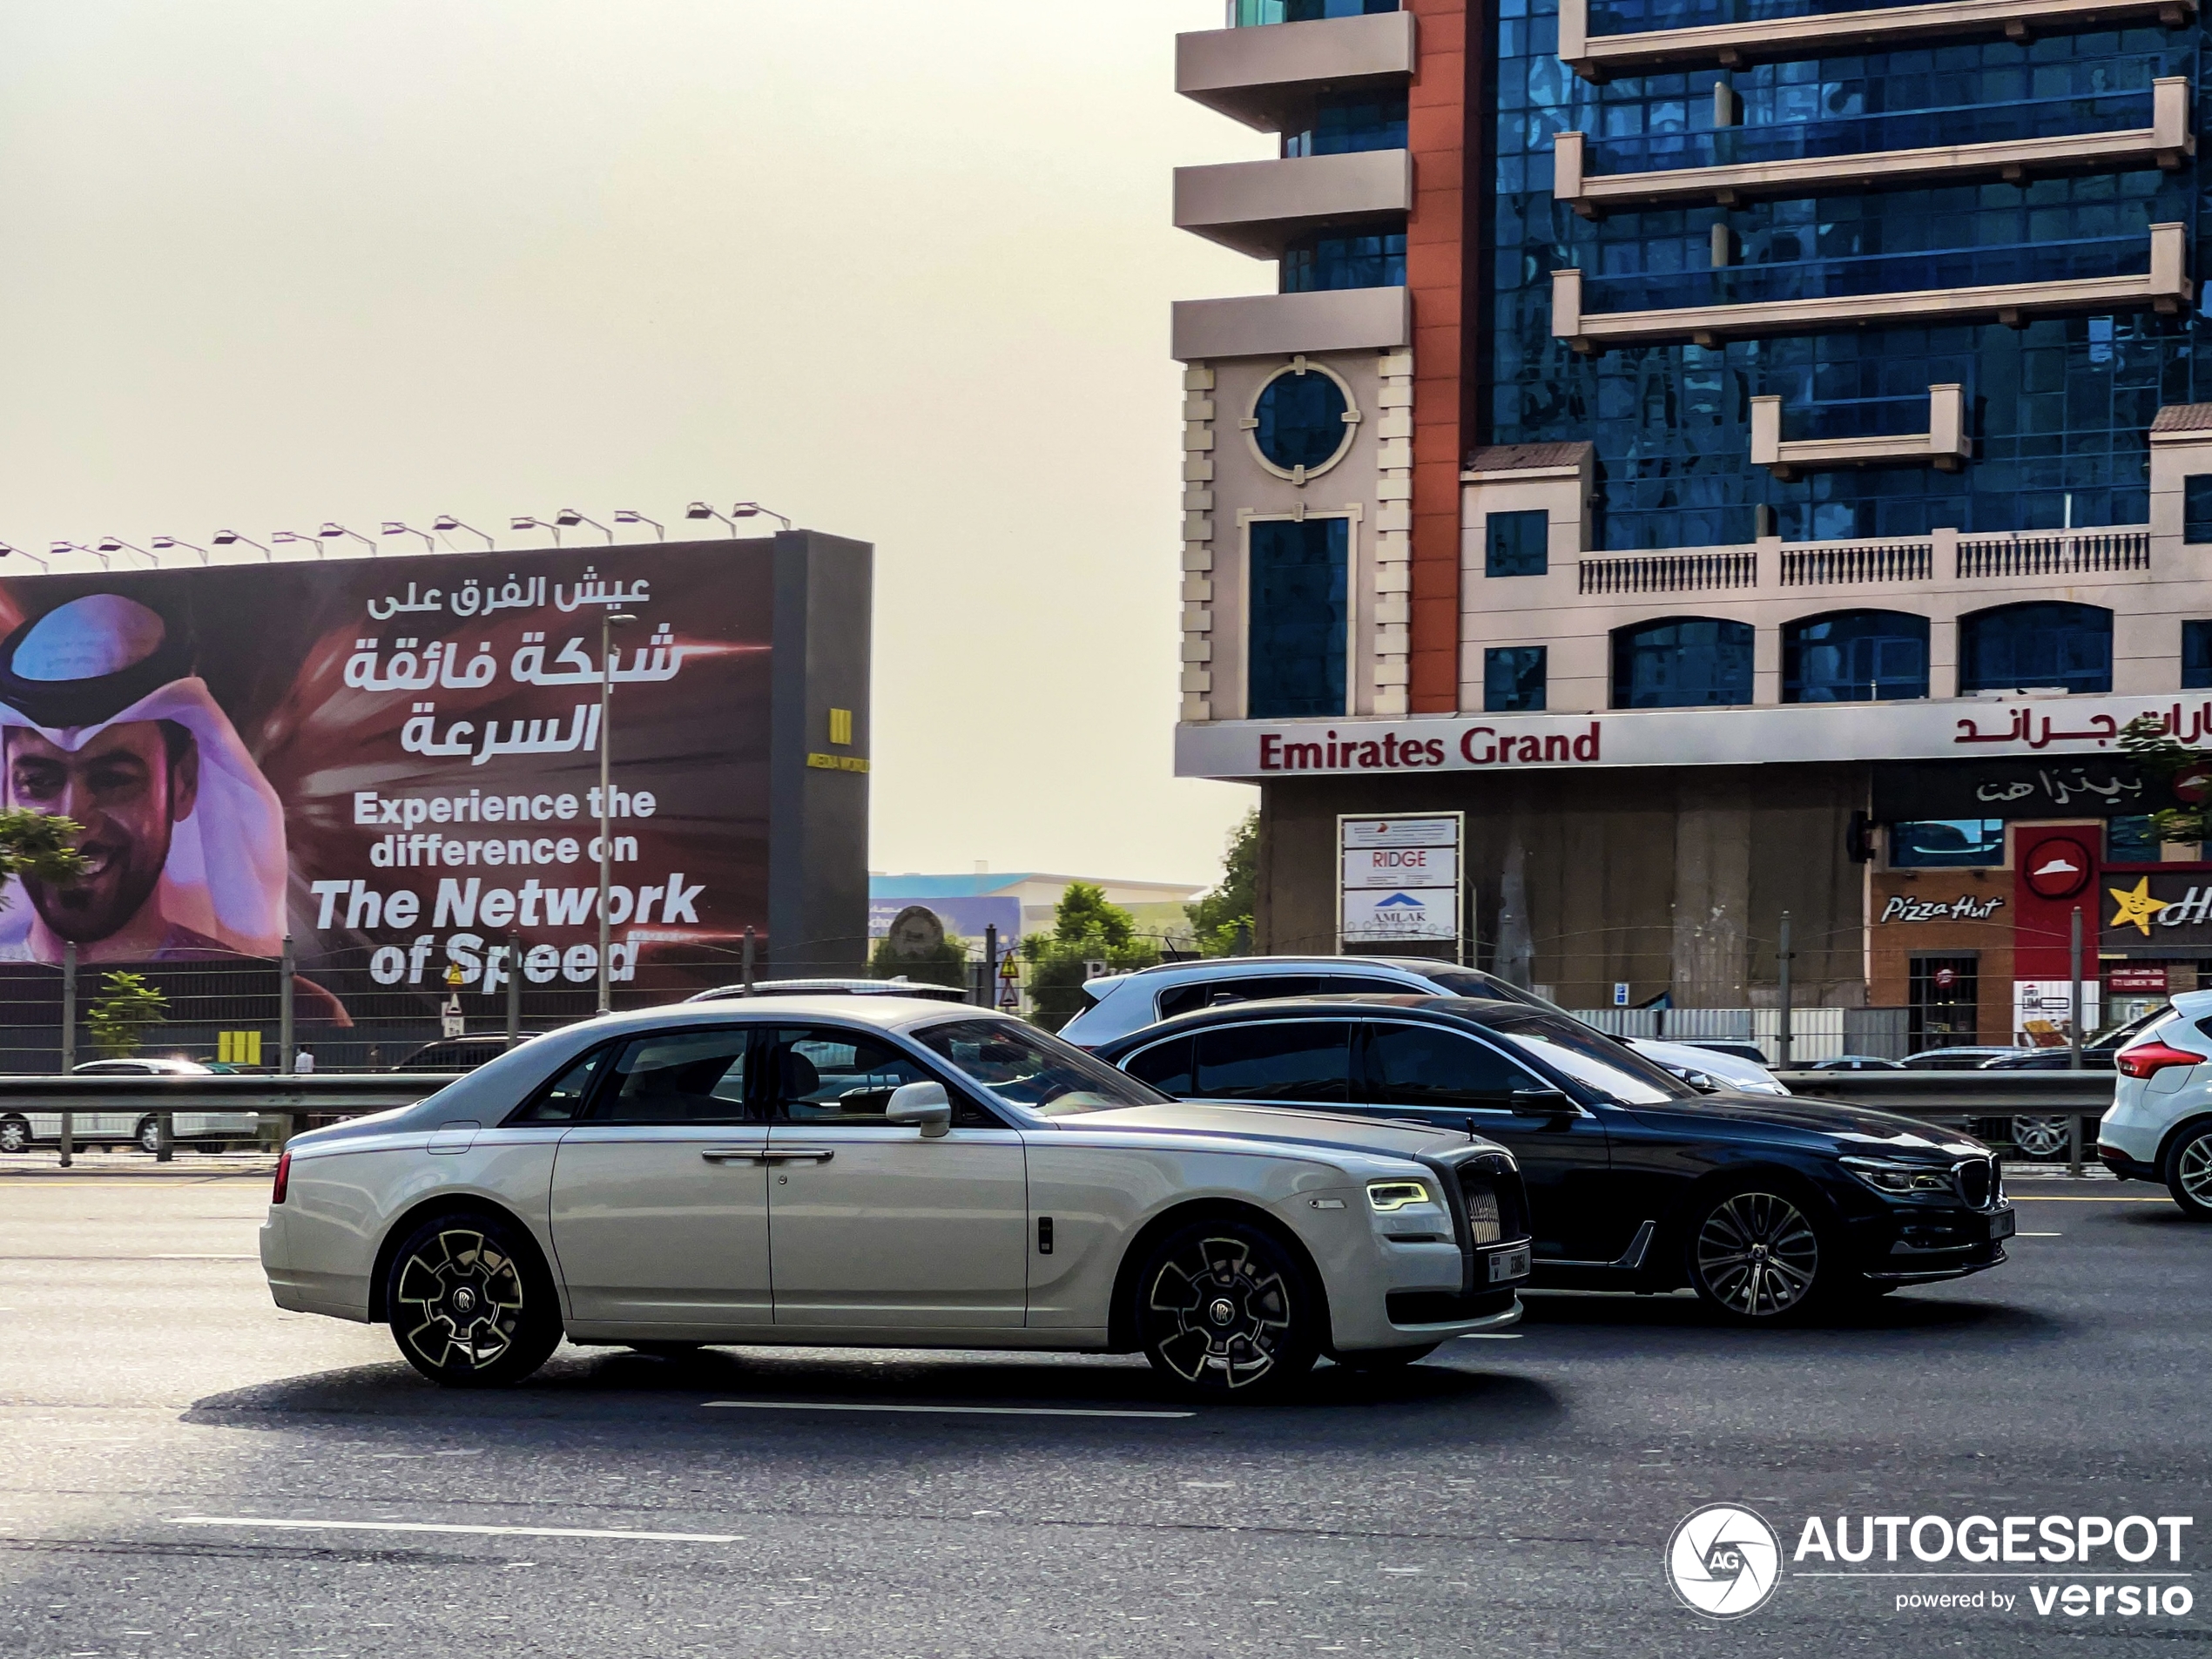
xmin=0 ymin=593 xmax=288 ymax=964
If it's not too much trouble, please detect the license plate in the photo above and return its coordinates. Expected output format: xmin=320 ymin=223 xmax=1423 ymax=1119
xmin=1990 ymin=1208 xmax=2016 ymax=1240
xmin=1488 ymin=1245 xmax=1531 ymax=1283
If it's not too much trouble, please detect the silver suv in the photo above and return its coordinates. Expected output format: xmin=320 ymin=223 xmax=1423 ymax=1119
xmin=1059 ymin=955 xmax=1787 ymax=1096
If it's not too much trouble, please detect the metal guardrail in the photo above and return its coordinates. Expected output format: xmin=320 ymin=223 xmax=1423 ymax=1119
xmin=1775 ymin=1068 xmax=2115 ymax=1177
xmin=0 ymin=1073 xmax=464 ymax=1166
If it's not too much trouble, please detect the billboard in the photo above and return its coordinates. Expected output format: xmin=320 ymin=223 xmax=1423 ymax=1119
xmin=0 ymin=534 xmax=870 ymax=1042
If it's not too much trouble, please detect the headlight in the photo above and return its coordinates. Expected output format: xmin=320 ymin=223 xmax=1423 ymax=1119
xmin=1839 ymin=1157 xmax=1953 ymax=1197
xmin=1366 ymin=1179 xmax=1435 ymax=1212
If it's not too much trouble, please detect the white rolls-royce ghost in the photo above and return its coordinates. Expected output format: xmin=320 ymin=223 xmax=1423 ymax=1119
xmin=260 ymin=997 xmax=1532 ymax=1398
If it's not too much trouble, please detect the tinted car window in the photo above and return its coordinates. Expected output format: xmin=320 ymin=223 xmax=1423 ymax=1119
xmin=1482 ymin=1010 xmax=1697 ymax=1104
xmin=766 ymin=1026 xmax=934 ymax=1123
xmin=511 ymin=1046 xmax=609 ymax=1123
xmin=596 ymin=1029 xmax=752 ymax=1123
xmin=1365 ymin=1022 xmax=1539 ymax=1105
xmin=1316 ymin=976 xmax=1417 ymax=997
xmin=1194 ymin=1022 xmax=1352 ymax=1103
xmin=912 ymin=1017 xmax=1156 ymax=1119
xmin=1157 ymin=975 xmax=1324 ymax=1020
xmin=1122 ymin=1035 xmax=1195 ymax=1095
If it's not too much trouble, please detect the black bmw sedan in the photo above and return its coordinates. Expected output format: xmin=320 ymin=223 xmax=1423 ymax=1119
xmin=1094 ymin=995 xmax=2014 ymax=1322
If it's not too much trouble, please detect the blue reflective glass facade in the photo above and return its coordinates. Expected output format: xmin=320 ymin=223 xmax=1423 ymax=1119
xmin=1248 ymin=517 xmax=1349 ymax=718
xmin=1890 ymin=819 xmax=2007 ymax=867
xmin=1235 ymin=0 xmax=1397 ymax=23
xmin=2109 ymin=813 xmax=2160 ymax=860
xmin=1782 ymin=609 xmax=1931 ymax=701
xmin=1487 ymin=2 xmax=2210 ymax=549
xmin=1254 ymin=367 xmax=1352 ymax=470
xmin=1957 ymin=600 xmax=2114 ymax=693
xmin=2188 ymin=474 xmax=2212 ymax=542
xmin=1611 ymin=616 xmax=1756 ymax=705
xmin=2185 ymin=617 xmax=2212 ymax=685
xmin=1284 ymin=91 xmax=1409 ymax=157
xmin=1283 ymin=225 xmax=1407 ymax=292
xmin=1487 ymin=508 xmax=1550 ymax=575
xmin=1486 ymin=644 xmax=1549 ymax=710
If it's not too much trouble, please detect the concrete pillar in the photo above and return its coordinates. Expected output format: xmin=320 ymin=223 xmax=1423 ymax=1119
xmin=1670 ymin=779 xmax=1751 ymax=1007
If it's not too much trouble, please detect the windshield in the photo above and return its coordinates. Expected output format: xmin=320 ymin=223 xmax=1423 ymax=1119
xmin=2091 ymin=1002 xmax=2171 ymax=1049
xmin=1483 ymin=1011 xmax=1701 ymax=1105
xmin=913 ymin=1018 xmax=1170 ymax=1116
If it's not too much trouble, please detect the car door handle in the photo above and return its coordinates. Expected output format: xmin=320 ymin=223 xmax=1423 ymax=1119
xmin=700 ymin=1148 xmax=768 ymax=1164
xmin=762 ymin=1148 xmax=835 ymax=1164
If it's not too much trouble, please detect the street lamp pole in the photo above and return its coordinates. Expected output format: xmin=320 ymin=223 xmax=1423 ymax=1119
xmin=596 ymin=610 xmax=637 ymax=1015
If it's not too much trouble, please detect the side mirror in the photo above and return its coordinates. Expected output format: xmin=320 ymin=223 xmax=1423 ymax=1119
xmin=1511 ymin=1087 xmax=1577 ymax=1118
xmin=887 ymin=1081 xmax=952 ymax=1138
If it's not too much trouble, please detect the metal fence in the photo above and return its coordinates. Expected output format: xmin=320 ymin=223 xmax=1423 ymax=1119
xmin=1569 ymin=1006 xmax=1912 ymax=1062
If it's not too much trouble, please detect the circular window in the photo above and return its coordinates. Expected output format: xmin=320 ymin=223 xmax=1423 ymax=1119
xmin=1246 ymin=359 xmax=1357 ymax=482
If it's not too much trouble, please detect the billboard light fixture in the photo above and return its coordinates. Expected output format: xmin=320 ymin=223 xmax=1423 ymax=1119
xmin=612 ymin=509 xmax=663 ymax=541
xmin=555 ymin=508 xmax=614 ymax=545
xmin=94 ymin=535 xmax=158 ymax=568
xmin=685 ymin=501 xmax=735 ymax=537
xmin=211 ymin=529 xmax=270 ymax=560
xmin=319 ymin=523 xmax=374 ymax=555
xmin=151 ymin=536 xmax=210 ymax=565
xmin=731 ymin=502 xmax=792 ymax=531
xmin=431 ymin=514 xmax=495 ymax=551
xmin=51 ymin=539 xmax=110 ymax=570
xmin=381 ymin=522 xmax=435 ymax=551
xmin=270 ymin=530 xmax=327 ymax=560
xmin=510 ymin=515 xmax=562 ymax=548
xmin=0 ymin=543 xmax=52 ymax=571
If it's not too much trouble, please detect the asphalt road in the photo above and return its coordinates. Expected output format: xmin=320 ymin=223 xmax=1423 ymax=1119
xmin=0 ymin=1169 xmax=2204 ymax=1658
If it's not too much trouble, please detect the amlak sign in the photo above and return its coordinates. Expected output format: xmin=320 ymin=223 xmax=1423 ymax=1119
xmin=1339 ymin=813 xmax=1462 ymax=949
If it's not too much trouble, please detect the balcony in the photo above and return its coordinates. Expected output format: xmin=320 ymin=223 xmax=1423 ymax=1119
xmin=1552 ymin=224 xmax=2189 ymax=354
xmin=1172 ymin=285 xmax=1412 ymax=361
xmin=1780 ymin=537 xmax=1933 ymax=586
xmin=1579 ymin=549 xmax=1757 ymax=595
xmin=1752 ymin=385 xmax=1972 ymax=480
xmin=1559 ymin=0 xmax=2197 ymax=82
xmin=1178 ymin=10 xmax=1417 ymax=132
xmin=1554 ymin=78 xmax=2192 ymax=216
xmin=1175 ymin=150 xmax=1413 ymax=259
xmin=1955 ymin=529 xmax=2150 ymax=578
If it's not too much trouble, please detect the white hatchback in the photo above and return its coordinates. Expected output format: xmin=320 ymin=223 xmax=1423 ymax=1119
xmin=2097 ymin=988 xmax=2212 ymax=1216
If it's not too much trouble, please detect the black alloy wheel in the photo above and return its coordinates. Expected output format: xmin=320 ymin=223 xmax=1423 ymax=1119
xmin=1684 ymin=1184 xmax=1835 ymax=1323
xmin=2164 ymin=1123 xmax=2212 ymax=1220
xmin=1136 ymin=1218 xmax=1318 ymax=1399
xmin=386 ymin=1212 xmax=563 ymax=1387
xmin=0 ymin=1116 xmax=29 ymax=1155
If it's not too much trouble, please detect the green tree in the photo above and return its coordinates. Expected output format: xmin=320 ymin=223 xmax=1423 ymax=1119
xmin=0 ymin=807 xmax=88 ymax=896
xmin=87 ymin=971 xmax=167 ymax=1060
xmin=1185 ymin=807 xmax=1257 ymax=956
xmin=1019 ymin=883 xmax=1160 ymax=1028
xmin=867 ymin=929 xmax=969 ymax=990
xmin=2121 ymin=714 xmax=2212 ymax=843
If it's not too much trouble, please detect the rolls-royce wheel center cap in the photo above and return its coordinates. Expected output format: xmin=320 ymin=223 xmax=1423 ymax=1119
xmin=451 ymin=1286 xmax=478 ymax=1315
xmin=1209 ymin=1298 xmax=1237 ymax=1325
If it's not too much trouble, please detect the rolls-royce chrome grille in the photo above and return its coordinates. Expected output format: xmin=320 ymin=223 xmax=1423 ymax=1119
xmin=1459 ymin=1155 xmax=1531 ymax=1246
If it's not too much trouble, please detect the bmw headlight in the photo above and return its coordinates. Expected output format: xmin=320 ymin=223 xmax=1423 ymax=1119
xmin=1838 ymin=1157 xmax=1953 ymax=1197
xmin=1366 ymin=1179 xmax=1435 ymax=1213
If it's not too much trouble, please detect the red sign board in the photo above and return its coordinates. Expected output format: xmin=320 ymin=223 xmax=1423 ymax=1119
xmin=2108 ymin=966 xmax=2170 ymax=994
xmin=2023 ymin=835 xmax=2094 ymax=900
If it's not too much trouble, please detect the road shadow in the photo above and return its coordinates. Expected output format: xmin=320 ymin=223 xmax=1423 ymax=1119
xmin=182 ymin=1339 xmax=1563 ymax=1440
xmin=1515 ymin=1287 xmax=2063 ymax=1344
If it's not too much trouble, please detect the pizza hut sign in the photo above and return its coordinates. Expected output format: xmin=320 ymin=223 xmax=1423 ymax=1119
xmin=1878 ymin=894 xmax=2006 ymax=923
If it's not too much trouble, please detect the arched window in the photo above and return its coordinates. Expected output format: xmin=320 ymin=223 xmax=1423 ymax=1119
xmin=1958 ymin=603 xmax=2113 ymax=696
xmin=1783 ymin=610 xmax=1930 ymax=703
xmin=1610 ymin=617 xmax=1755 ymax=709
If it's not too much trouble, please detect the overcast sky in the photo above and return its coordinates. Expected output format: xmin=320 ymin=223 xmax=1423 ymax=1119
xmin=0 ymin=2 xmax=1277 ymax=889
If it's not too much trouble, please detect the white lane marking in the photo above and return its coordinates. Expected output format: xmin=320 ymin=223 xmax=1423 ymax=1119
xmin=170 ymin=1515 xmax=738 ymax=1543
xmin=1456 ymin=1332 xmax=1523 ymax=1340
xmin=2019 ymin=1231 xmax=2065 ymax=1237
xmin=702 ymin=1399 xmax=1192 ymax=1420
xmin=150 ymin=1254 xmax=260 ymax=1260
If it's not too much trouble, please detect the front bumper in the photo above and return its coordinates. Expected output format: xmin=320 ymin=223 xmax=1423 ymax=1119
xmin=1849 ymin=1202 xmax=2015 ymax=1284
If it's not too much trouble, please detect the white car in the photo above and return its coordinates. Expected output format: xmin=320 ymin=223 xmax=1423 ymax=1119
xmin=260 ymin=997 xmax=1532 ymax=1398
xmin=2097 ymin=988 xmax=2212 ymax=1216
xmin=1059 ymin=956 xmax=1789 ymax=1096
xmin=0 ymin=1058 xmax=263 ymax=1155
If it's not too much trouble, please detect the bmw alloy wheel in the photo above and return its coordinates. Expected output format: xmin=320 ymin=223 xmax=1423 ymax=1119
xmin=2010 ymin=1116 xmax=2071 ymax=1159
xmin=1690 ymin=1190 xmax=1823 ymax=1319
xmin=1138 ymin=1222 xmax=1316 ymax=1398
